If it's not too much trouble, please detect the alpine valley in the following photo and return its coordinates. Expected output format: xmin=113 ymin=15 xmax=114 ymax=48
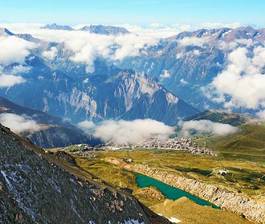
xmin=0 ymin=20 xmax=265 ymax=224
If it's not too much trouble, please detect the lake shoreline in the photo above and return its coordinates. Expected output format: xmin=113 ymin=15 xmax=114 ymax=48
xmin=135 ymin=172 xmax=219 ymax=208
xmin=105 ymin=157 xmax=265 ymax=224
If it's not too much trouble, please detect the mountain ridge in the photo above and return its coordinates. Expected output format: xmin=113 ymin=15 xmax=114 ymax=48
xmin=0 ymin=96 xmax=100 ymax=148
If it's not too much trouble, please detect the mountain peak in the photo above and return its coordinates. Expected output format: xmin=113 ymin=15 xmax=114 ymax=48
xmin=0 ymin=28 xmax=14 ymax=36
xmin=41 ymin=23 xmax=74 ymax=31
xmin=80 ymin=24 xmax=130 ymax=35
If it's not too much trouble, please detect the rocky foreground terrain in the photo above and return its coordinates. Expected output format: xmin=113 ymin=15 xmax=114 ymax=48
xmin=106 ymin=158 xmax=265 ymax=224
xmin=0 ymin=123 xmax=171 ymax=224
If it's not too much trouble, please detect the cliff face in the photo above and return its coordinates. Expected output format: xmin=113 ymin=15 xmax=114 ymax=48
xmin=106 ymin=158 xmax=265 ymax=224
xmin=0 ymin=124 xmax=171 ymax=224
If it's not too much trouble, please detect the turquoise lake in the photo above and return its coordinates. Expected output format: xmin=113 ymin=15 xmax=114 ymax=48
xmin=135 ymin=173 xmax=219 ymax=208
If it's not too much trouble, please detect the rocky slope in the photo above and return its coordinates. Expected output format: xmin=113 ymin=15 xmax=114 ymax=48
xmin=0 ymin=123 xmax=171 ymax=224
xmin=106 ymin=158 xmax=265 ymax=224
xmin=0 ymin=96 xmax=99 ymax=148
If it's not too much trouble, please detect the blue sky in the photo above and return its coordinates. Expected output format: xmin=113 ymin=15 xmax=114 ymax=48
xmin=0 ymin=0 xmax=265 ymax=26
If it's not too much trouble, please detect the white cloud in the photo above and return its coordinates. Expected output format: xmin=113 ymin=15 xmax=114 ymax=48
xmin=180 ymin=120 xmax=238 ymax=136
xmin=0 ymin=73 xmax=25 ymax=88
xmin=207 ymin=47 xmax=265 ymax=109
xmin=77 ymin=120 xmax=95 ymax=133
xmin=0 ymin=36 xmax=35 ymax=65
xmin=200 ymin=22 xmax=241 ymax=29
xmin=120 ymin=24 xmax=179 ymax=38
xmin=178 ymin=36 xmax=208 ymax=47
xmin=42 ymin=47 xmax=58 ymax=60
xmin=92 ymin=119 xmax=174 ymax=145
xmin=0 ymin=113 xmax=47 ymax=134
xmin=180 ymin=79 xmax=188 ymax=85
xmin=160 ymin=69 xmax=171 ymax=79
xmin=2 ymin=25 xmax=159 ymax=72
xmin=256 ymin=110 xmax=265 ymax=120
xmin=11 ymin=65 xmax=31 ymax=74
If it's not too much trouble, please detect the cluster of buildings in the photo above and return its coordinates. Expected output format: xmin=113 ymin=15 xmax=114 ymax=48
xmin=100 ymin=137 xmax=216 ymax=156
xmin=67 ymin=138 xmax=216 ymax=156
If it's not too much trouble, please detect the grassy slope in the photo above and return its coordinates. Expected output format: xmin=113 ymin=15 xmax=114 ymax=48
xmin=151 ymin=198 xmax=253 ymax=224
xmin=185 ymin=110 xmax=248 ymax=126
xmin=207 ymin=123 xmax=265 ymax=164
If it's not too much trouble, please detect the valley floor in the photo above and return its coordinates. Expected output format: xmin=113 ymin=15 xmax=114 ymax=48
xmin=54 ymin=148 xmax=265 ymax=224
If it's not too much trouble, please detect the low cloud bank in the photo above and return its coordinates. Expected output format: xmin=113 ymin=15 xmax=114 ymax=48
xmin=205 ymin=47 xmax=265 ymax=110
xmin=78 ymin=119 xmax=174 ymax=145
xmin=178 ymin=36 xmax=208 ymax=47
xmin=0 ymin=113 xmax=47 ymax=134
xmin=0 ymin=73 xmax=25 ymax=88
xmin=77 ymin=120 xmax=95 ymax=133
xmin=257 ymin=110 xmax=265 ymax=120
xmin=0 ymin=35 xmax=36 ymax=65
xmin=180 ymin=120 xmax=238 ymax=137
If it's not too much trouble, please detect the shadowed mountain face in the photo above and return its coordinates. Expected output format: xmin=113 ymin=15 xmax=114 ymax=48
xmin=0 ymin=97 xmax=100 ymax=148
xmin=0 ymin=123 xmax=171 ymax=224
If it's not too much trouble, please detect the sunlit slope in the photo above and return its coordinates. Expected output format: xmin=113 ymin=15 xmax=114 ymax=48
xmin=208 ymin=123 xmax=265 ymax=162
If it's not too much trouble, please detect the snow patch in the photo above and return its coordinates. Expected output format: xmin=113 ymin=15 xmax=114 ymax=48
xmin=166 ymin=92 xmax=179 ymax=104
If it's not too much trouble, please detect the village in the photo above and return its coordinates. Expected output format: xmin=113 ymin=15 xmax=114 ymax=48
xmin=103 ymin=137 xmax=216 ymax=156
xmin=72 ymin=137 xmax=217 ymax=156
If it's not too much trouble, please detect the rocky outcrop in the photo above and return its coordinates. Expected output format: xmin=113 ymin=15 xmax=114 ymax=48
xmin=134 ymin=187 xmax=165 ymax=202
xmin=106 ymin=158 xmax=265 ymax=224
xmin=0 ymin=124 xmax=171 ymax=224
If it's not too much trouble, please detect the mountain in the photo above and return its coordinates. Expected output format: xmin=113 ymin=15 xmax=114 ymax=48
xmin=80 ymin=25 xmax=130 ymax=35
xmin=0 ymin=27 xmax=198 ymax=125
xmin=0 ymin=123 xmax=170 ymax=223
xmin=0 ymin=96 xmax=99 ymax=148
xmin=117 ymin=26 xmax=265 ymax=111
xmin=0 ymin=46 xmax=198 ymax=125
xmin=2 ymin=26 xmax=264 ymax=116
xmin=40 ymin=23 xmax=130 ymax=35
xmin=0 ymin=28 xmax=14 ymax=36
xmin=41 ymin=23 xmax=74 ymax=31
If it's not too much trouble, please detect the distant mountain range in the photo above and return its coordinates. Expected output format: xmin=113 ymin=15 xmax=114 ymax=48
xmin=41 ymin=23 xmax=130 ymax=35
xmin=1 ymin=25 xmax=264 ymax=127
xmin=80 ymin=25 xmax=130 ymax=35
xmin=117 ymin=26 xmax=265 ymax=111
xmin=0 ymin=27 xmax=198 ymax=125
